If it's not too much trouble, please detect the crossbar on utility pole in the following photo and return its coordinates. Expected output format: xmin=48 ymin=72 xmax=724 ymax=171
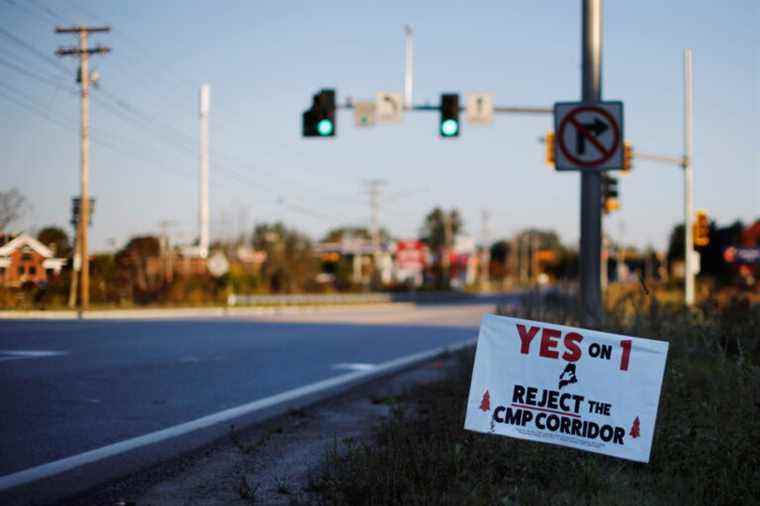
xmin=56 ymin=25 xmax=110 ymax=312
xmin=579 ymin=0 xmax=603 ymax=325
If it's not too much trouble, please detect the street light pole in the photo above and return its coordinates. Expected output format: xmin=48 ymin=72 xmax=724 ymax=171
xmin=579 ymin=0 xmax=603 ymax=324
xmin=403 ymin=25 xmax=414 ymax=110
xmin=683 ymin=48 xmax=695 ymax=306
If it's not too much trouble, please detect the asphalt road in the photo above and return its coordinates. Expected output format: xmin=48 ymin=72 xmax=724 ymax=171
xmin=0 ymin=301 xmax=504 ymax=479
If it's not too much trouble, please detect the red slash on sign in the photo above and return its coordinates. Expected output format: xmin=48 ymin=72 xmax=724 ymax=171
xmin=558 ymin=105 xmax=621 ymax=168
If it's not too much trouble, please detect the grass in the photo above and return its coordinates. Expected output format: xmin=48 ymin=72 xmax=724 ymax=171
xmin=312 ymin=289 xmax=760 ymax=505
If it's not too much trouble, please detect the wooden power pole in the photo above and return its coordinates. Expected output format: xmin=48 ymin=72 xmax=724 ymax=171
xmin=55 ymin=25 xmax=110 ymax=311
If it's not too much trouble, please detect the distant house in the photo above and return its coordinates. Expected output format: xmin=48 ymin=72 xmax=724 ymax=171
xmin=0 ymin=233 xmax=66 ymax=287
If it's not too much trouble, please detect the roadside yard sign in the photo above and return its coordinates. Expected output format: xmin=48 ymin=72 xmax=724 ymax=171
xmin=354 ymin=100 xmax=376 ymax=127
xmin=465 ymin=92 xmax=494 ymax=125
xmin=465 ymin=314 xmax=668 ymax=463
xmin=375 ymin=92 xmax=403 ymax=123
xmin=553 ymin=101 xmax=624 ymax=171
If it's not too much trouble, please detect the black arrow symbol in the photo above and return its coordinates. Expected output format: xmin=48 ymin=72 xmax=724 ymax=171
xmin=576 ymin=117 xmax=609 ymax=155
xmin=383 ymin=95 xmax=398 ymax=114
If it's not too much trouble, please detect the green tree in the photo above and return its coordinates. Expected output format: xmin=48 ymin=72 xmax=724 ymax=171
xmin=419 ymin=207 xmax=464 ymax=289
xmin=419 ymin=207 xmax=463 ymax=250
xmin=0 ymin=188 xmax=27 ymax=232
xmin=116 ymin=236 xmax=162 ymax=300
xmin=252 ymin=222 xmax=318 ymax=293
xmin=322 ymin=226 xmax=392 ymax=244
xmin=37 ymin=226 xmax=71 ymax=257
xmin=514 ymin=228 xmax=563 ymax=251
xmin=489 ymin=240 xmax=511 ymax=281
xmin=323 ymin=226 xmax=370 ymax=242
xmin=666 ymin=223 xmax=686 ymax=263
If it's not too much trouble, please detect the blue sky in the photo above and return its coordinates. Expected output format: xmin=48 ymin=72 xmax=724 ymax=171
xmin=1 ymin=0 xmax=757 ymax=251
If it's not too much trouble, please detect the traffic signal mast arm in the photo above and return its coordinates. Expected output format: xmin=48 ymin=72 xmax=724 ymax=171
xmin=337 ymin=101 xmax=552 ymax=115
xmin=632 ymin=151 xmax=684 ymax=166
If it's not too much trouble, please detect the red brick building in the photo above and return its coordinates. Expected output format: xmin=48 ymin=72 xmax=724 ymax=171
xmin=0 ymin=233 xmax=66 ymax=287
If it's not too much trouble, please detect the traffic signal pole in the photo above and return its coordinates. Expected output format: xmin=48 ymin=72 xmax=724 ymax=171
xmin=683 ymin=48 xmax=695 ymax=306
xmin=624 ymin=49 xmax=695 ymax=307
xmin=579 ymin=0 xmax=603 ymax=325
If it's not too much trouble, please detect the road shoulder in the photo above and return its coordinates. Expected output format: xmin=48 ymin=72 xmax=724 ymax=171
xmin=61 ymin=357 xmax=455 ymax=506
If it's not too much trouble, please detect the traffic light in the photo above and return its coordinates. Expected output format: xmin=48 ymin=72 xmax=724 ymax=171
xmin=622 ymin=141 xmax=633 ymax=174
xmin=545 ymin=131 xmax=555 ymax=167
xmin=439 ymin=93 xmax=460 ymax=138
xmin=601 ymin=174 xmax=620 ymax=214
xmin=694 ymin=209 xmax=710 ymax=247
xmin=302 ymin=89 xmax=336 ymax=137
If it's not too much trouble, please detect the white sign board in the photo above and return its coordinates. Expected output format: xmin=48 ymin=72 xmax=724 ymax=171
xmin=207 ymin=252 xmax=229 ymax=277
xmin=465 ymin=314 xmax=668 ymax=463
xmin=354 ymin=101 xmax=376 ymax=127
xmin=553 ymin=101 xmax=624 ymax=171
xmin=691 ymin=250 xmax=701 ymax=275
xmin=466 ymin=92 xmax=494 ymax=125
xmin=375 ymin=92 xmax=403 ymax=123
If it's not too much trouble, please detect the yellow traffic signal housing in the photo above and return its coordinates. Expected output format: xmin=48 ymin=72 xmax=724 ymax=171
xmin=603 ymin=197 xmax=620 ymax=214
xmin=694 ymin=209 xmax=710 ymax=246
xmin=622 ymin=142 xmax=633 ymax=174
xmin=545 ymin=131 xmax=555 ymax=167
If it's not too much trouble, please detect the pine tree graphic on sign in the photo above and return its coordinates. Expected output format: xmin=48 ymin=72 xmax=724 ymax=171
xmin=630 ymin=416 xmax=641 ymax=438
xmin=480 ymin=390 xmax=491 ymax=412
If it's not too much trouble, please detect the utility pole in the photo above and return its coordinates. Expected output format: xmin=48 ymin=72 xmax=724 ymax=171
xmin=364 ymin=179 xmax=386 ymax=266
xmin=67 ymin=231 xmax=78 ymax=308
xmin=531 ymin=231 xmax=539 ymax=285
xmin=519 ymin=233 xmax=528 ymax=285
xmin=403 ymin=25 xmax=414 ymax=110
xmin=579 ymin=0 xmax=603 ymax=324
xmin=158 ymin=220 xmax=177 ymax=283
xmin=56 ymin=25 xmax=110 ymax=312
xmin=683 ymin=49 xmax=695 ymax=306
xmin=199 ymin=84 xmax=210 ymax=259
xmin=442 ymin=211 xmax=453 ymax=288
xmin=480 ymin=209 xmax=491 ymax=290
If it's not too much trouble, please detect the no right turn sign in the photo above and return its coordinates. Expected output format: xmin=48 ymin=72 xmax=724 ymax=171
xmin=554 ymin=101 xmax=624 ymax=171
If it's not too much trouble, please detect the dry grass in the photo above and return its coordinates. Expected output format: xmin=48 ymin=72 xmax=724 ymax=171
xmin=312 ymin=291 xmax=760 ymax=505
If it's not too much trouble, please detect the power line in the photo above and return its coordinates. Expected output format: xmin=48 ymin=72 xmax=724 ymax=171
xmin=7 ymin=1 xmax=390 ymax=210
xmin=0 ymin=17 xmax=398 ymax=229
xmin=27 ymin=0 xmax=67 ymax=23
xmin=0 ymin=55 xmax=75 ymax=90
xmin=0 ymin=26 xmax=71 ymax=76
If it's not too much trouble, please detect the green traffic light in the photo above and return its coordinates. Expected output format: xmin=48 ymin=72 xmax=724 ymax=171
xmin=440 ymin=119 xmax=459 ymax=137
xmin=317 ymin=119 xmax=334 ymax=136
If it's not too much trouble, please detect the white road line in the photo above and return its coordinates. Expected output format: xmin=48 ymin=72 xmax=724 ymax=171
xmin=0 ymin=338 xmax=476 ymax=492
xmin=332 ymin=362 xmax=377 ymax=372
xmin=0 ymin=350 xmax=68 ymax=363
